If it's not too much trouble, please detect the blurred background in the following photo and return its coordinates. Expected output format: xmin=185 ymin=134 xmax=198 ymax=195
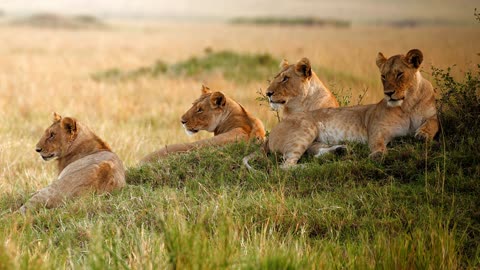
xmin=1 ymin=0 xmax=478 ymax=23
xmin=0 ymin=0 xmax=479 ymax=173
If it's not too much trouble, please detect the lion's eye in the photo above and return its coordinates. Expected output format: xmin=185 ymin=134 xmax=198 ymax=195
xmin=281 ymin=76 xmax=289 ymax=83
xmin=196 ymin=108 xmax=203 ymax=114
xmin=396 ymin=72 xmax=404 ymax=79
xmin=381 ymin=75 xmax=386 ymax=81
xmin=48 ymin=132 xmax=55 ymax=140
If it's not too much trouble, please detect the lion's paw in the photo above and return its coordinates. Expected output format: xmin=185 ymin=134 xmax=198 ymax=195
xmin=414 ymin=129 xmax=431 ymax=141
xmin=368 ymin=150 xmax=385 ymax=162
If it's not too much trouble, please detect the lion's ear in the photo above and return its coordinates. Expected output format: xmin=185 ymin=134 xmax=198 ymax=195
xmin=61 ymin=117 xmax=77 ymax=134
xmin=201 ymin=84 xmax=211 ymax=94
xmin=280 ymin=59 xmax=289 ymax=69
xmin=294 ymin=57 xmax=312 ymax=78
xmin=52 ymin=112 xmax=62 ymax=123
xmin=376 ymin=52 xmax=387 ymax=68
xmin=405 ymin=49 xmax=423 ymax=69
xmin=210 ymin=92 xmax=226 ymax=108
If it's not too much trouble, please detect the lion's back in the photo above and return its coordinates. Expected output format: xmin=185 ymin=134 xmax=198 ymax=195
xmin=59 ymin=151 xmax=125 ymax=194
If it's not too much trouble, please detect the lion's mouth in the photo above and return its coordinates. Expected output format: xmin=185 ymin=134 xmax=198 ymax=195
xmin=386 ymin=97 xmax=405 ymax=107
xmin=269 ymin=99 xmax=286 ymax=111
xmin=184 ymin=128 xmax=199 ymax=136
xmin=268 ymin=97 xmax=286 ymax=105
xmin=41 ymin=154 xmax=55 ymax=161
xmin=182 ymin=123 xmax=199 ymax=136
xmin=389 ymin=97 xmax=405 ymax=102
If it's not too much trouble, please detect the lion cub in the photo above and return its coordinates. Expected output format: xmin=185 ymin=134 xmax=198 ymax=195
xmin=141 ymin=85 xmax=266 ymax=163
xmin=20 ymin=113 xmax=125 ymax=212
xmin=245 ymin=49 xmax=438 ymax=169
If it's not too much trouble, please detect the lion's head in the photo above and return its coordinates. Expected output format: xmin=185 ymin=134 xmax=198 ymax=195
xmin=35 ymin=112 xmax=78 ymax=161
xmin=376 ymin=49 xmax=424 ymax=107
xmin=265 ymin=58 xmax=313 ymax=110
xmin=181 ymin=85 xmax=227 ymax=135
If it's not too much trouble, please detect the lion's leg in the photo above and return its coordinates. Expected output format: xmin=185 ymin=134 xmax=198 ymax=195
xmin=20 ymin=185 xmax=66 ymax=213
xmin=20 ymin=167 xmax=98 ymax=213
xmin=306 ymin=142 xmax=347 ymax=157
xmin=281 ymin=151 xmax=304 ymax=169
xmin=96 ymin=161 xmax=121 ymax=192
xmin=140 ymin=143 xmax=194 ymax=164
xmin=415 ymin=116 xmax=439 ymax=141
xmin=368 ymin=131 xmax=389 ymax=161
xmin=279 ymin=126 xmax=318 ymax=169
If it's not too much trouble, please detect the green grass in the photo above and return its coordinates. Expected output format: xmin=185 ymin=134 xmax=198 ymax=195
xmin=1 ymin=134 xmax=478 ymax=268
xmin=91 ymin=50 xmax=278 ymax=84
xmin=91 ymin=50 xmax=367 ymax=86
xmin=0 ymin=66 xmax=478 ymax=269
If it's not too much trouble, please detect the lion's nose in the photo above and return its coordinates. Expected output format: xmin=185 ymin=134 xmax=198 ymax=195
xmin=35 ymin=147 xmax=42 ymax=153
xmin=266 ymin=91 xmax=273 ymax=97
xmin=181 ymin=119 xmax=187 ymax=125
xmin=385 ymin=91 xmax=395 ymax=97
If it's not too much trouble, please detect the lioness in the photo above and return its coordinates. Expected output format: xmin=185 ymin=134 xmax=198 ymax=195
xmin=245 ymin=49 xmax=438 ymax=169
xmin=266 ymin=57 xmax=339 ymax=117
xmin=141 ymin=85 xmax=266 ymax=163
xmin=20 ymin=113 xmax=125 ymax=212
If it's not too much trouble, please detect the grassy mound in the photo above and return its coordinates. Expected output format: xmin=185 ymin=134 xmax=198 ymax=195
xmin=123 ymin=65 xmax=480 ymax=268
xmin=91 ymin=50 xmax=366 ymax=85
xmin=91 ymin=50 xmax=278 ymax=84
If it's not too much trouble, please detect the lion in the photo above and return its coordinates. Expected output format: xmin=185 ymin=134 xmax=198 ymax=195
xmin=20 ymin=113 xmax=125 ymax=213
xmin=244 ymin=49 xmax=438 ymax=169
xmin=141 ymin=85 xmax=266 ymax=163
xmin=266 ymin=57 xmax=339 ymax=117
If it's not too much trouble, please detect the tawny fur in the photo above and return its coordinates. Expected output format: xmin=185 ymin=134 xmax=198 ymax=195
xmin=248 ymin=49 xmax=438 ymax=169
xmin=20 ymin=113 xmax=125 ymax=212
xmin=242 ymin=57 xmax=341 ymax=169
xmin=141 ymin=85 xmax=266 ymax=163
xmin=266 ymin=57 xmax=339 ymax=118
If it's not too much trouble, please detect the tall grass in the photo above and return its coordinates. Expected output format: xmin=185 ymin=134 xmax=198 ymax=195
xmin=0 ymin=23 xmax=479 ymax=269
xmin=3 ymin=64 xmax=476 ymax=269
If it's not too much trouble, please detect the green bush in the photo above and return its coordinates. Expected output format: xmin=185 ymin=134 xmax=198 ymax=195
xmin=433 ymin=65 xmax=480 ymax=141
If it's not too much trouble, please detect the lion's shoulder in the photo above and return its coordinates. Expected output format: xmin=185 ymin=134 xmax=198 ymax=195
xmin=214 ymin=100 xmax=266 ymax=141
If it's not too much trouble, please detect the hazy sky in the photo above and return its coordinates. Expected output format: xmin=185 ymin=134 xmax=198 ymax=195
xmin=0 ymin=0 xmax=478 ymax=22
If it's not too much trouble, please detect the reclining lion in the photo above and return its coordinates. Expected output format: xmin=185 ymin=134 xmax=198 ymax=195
xmin=245 ymin=49 xmax=438 ymax=169
xmin=141 ymin=85 xmax=266 ymax=163
xmin=20 ymin=113 xmax=125 ymax=212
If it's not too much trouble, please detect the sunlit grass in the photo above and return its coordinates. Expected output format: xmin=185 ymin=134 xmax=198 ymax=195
xmin=0 ymin=23 xmax=479 ymax=269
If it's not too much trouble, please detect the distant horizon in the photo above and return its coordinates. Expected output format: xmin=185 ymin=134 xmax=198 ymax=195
xmin=0 ymin=0 xmax=478 ymax=24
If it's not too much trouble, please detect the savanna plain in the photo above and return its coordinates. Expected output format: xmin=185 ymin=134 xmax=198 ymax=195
xmin=0 ymin=21 xmax=479 ymax=269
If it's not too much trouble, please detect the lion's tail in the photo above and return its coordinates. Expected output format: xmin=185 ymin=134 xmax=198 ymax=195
xmin=243 ymin=138 xmax=269 ymax=172
xmin=242 ymin=151 xmax=258 ymax=171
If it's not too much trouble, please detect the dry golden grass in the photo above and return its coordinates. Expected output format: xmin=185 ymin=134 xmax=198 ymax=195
xmin=0 ymin=22 xmax=479 ymax=195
